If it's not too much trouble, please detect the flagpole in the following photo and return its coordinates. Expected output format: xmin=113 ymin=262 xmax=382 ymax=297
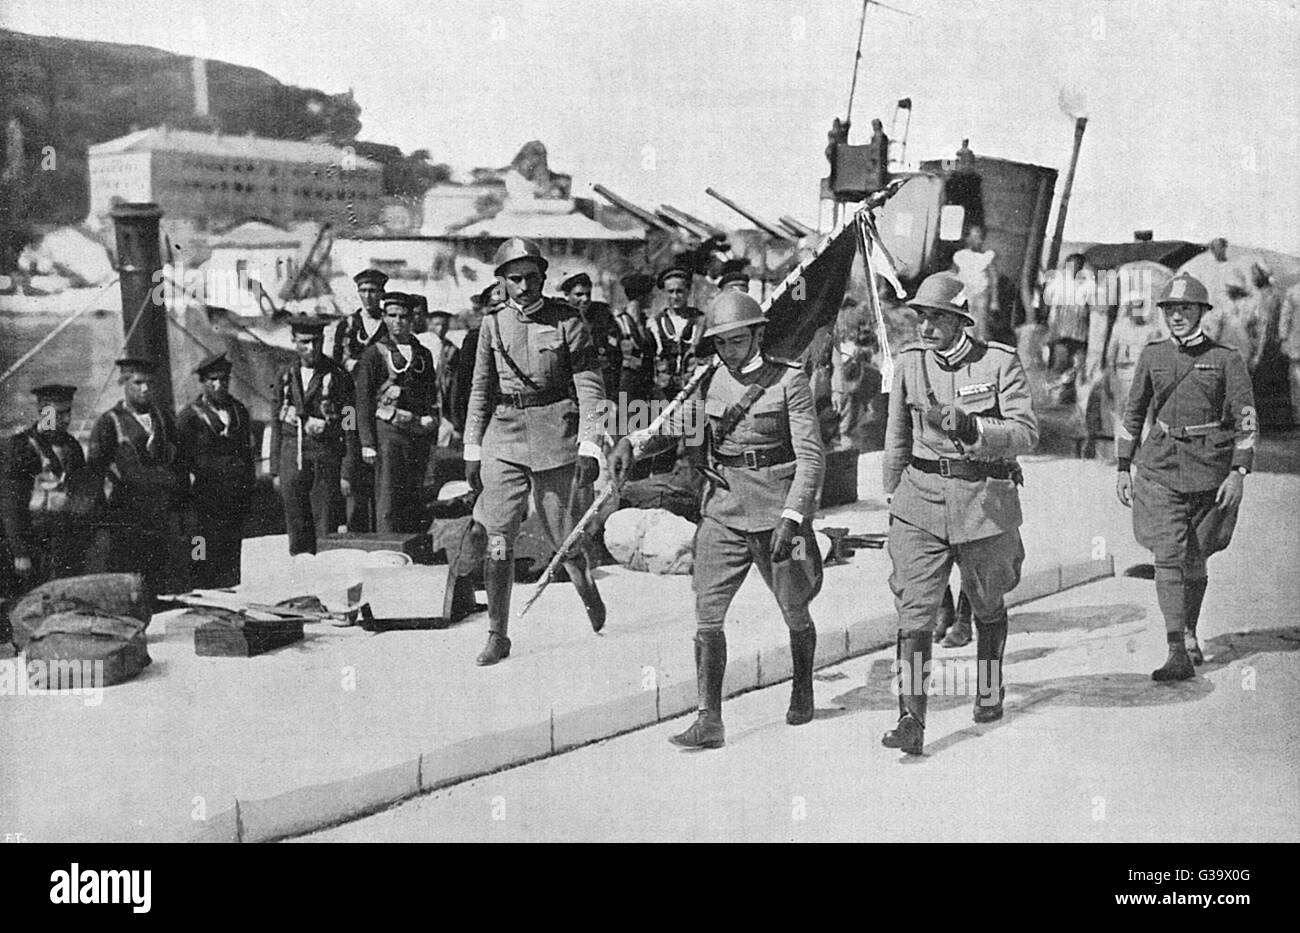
xmin=856 ymin=212 xmax=895 ymax=386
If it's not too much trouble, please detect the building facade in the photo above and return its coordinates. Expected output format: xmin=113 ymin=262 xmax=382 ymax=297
xmin=87 ymin=126 xmax=384 ymax=232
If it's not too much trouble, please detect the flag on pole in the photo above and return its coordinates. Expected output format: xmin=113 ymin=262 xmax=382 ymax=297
xmin=760 ymin=211 xmax=861 ymax=363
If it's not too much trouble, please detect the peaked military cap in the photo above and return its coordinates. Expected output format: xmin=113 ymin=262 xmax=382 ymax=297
xmin=115 ymin=357 xmax=158 ymax=374
xmin=657 ymin=264 xmax=693 ymax=288
xmin=288 ymin=317 xmax=329 ymax=335
xmin=32 ymin=384 xmax=77 ymax=403
xmin=558 ymin=270 xmax=592 ymax=293
xmin=353 ymin=268 xmax=389 ymax=287
xmin=194 ymin=351 xmax=233 ymax=377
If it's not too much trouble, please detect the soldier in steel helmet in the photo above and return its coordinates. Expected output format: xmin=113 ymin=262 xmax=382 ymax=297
xmin=1116 ymin=273 xmax=1255 ymax=681
xmin=464 ymin=238 xmax=608 ymax=666
xmin=612 ymin=290 xmax=826 ymax=749
xmin=878 ymin=272 xmax=1038 ymax=756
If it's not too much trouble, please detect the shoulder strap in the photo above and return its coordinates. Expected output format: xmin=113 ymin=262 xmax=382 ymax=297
xmin=26 ymin=433 xmax=58 ymax=474
xmin=1152 ymin=352 xmax=1199 ymax=426
xmin=488 ymin=313 xmax=544 ymax=392
xmin=713 ymin=362 xmax=784 ymax=446
xmin=192 ymin=397 xmax=225 ymax=436
xmin=287 ymin=367 xmax=306 ymax=413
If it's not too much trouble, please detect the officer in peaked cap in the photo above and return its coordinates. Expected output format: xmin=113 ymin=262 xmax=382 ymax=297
xmin=1116 ymin=272 xmax=1255 ymax=680
xmin=612 ymin=290 xmax=826 ymax=749
xmin=270 ymin=316 xmax=360 ymax=555
xmin=654 ymin=262 xmax=707 ymax=393
xmin=331 ymin=270 xmax=390 ymax=532
xmin=354 ymin=292 xmax=439 ymax=533
xmin=463 ymin=237 xmax=608 ymax=665
xmin=1 ymin=384 xmax=88 ymax=599
xmin=877 ymin=272 xmax=1039 ymax=755
xmin=176 ymin=350 xmax=255 ymax=587
xmin=83 ymin=357 xmax=188 ymax=599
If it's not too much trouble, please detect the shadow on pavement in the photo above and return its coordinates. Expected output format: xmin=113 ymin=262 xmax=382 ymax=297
xmin=1201 ymin=626 xmax=1300 ymax=668
xmin=1009 ymin=602 xmax=1148 ymax=634
xmin=825 ymin=624 xmax=1300 ymax=759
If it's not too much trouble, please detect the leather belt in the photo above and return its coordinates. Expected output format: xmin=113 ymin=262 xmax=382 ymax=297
xmin=910 ymin=456 xmax=1014 ymax=480
xmin=496 ymin=386 xmax=570 ymax=409
xmin=714 ymin=442 xmax=796 ymax=469
xmin=1155 ymin=418 xmax=1224 ymax=440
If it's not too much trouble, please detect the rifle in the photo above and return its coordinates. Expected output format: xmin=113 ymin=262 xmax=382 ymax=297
xmin=518 ymin=358 xmax=720 ymax=619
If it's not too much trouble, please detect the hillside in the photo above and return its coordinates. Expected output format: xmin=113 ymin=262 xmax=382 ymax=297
xmin=0 ymin=27 xmax=364 ymax=259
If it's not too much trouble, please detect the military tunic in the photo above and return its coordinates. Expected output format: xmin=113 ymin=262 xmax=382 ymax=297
xmin=1118 ymin=334 xmax=1255 ymax=579
xmin=176 ymin=394 xmax=255 ymax=588
xmin=330 ymin=308 xmax=387 ymax=531
xmin=882 ymin=337 xmax=1039 ymax=634
xmin=355 ymin=338 xmax=439 ymax=533
xmin=84 ymin=401 xmax=188 ymax=596
xmin=632 ymin=355 xmax=826 ymax=631
xmin=464 ymin=296 xmax=606 ymax=548
xmin=0 ymin=427 xmax=88 ymax=591
xmin=269 ymin=358 xmax=360 ymax=555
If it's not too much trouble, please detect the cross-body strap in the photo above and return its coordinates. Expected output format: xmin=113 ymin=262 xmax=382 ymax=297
xmin=488 ymin=313 xmax=546 ymax=392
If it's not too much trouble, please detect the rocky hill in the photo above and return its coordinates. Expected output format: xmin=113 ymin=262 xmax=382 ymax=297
xmin=0 ymin=28 xmax=366 ymax=259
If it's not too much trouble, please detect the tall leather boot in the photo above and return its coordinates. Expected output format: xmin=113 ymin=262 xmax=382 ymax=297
xmin=934 ymin=587 xmax=956 ymax=643
xmin=1184 ymin=578 xmax=1208 ymax=665
xmin=475 ymin=555 xmax=513 ymax=666
xmin=1152 ymin=572 xmax=1194 ymax=682
xmin=973 ymin=619 xmax=1008 ymax=723
xmin=882 ymin=629 xmax=930 ymax=755
xmin=670 ymin=629 xmax=726 ymax=749
xmin=941 ymin=590 xmax=973 ymax=648
xmin=1152 ymin=631 xmax=1195 ymax=682
xmin=787 ymin=626 xmax=816 ymax=725
xmin=562 ymin=549 xmax=606 ymax=633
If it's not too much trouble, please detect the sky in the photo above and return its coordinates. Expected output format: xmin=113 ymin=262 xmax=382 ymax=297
xmin=3 ymin=0 xmax=1299 ymax=252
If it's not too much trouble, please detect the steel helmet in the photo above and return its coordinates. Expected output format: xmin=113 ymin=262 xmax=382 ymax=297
xmin=1156 ymin=273 xmax=1213 ymax=309
xmin=493 ymin=237 xmax=549 ymax=275
xmin=703 ymin=289 xmax=766 ymax=338
xmin=907 ymin=272 xmax=975 ymax=325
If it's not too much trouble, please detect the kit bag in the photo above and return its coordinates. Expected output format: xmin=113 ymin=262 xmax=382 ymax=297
xmin=24 ymin=611 xmax=152 ymax=687
xmin=9 ymin=573 xmax=147 ymax=650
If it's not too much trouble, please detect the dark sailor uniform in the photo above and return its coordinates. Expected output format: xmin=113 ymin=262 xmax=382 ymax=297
xmin=331 ymin=308 xmax=387 ymax=531
xmin=269 ymin=358 xmax=359 ymax=555
xmin=176 ymin=394 xmax=255 ymax=587
xmin=0 ymin=427 xmax=88 ymax=592
xmin=355 ymin=337 xmax=439 ymax=533
xmin=84 ymin=401 xmax=187 ymax=596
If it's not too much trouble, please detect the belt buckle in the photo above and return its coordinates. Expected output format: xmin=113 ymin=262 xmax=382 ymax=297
xmin=512 ymin=391 xmax=526 ymax=408
xmin=938 ymin=457 xmax=951 ymax=478
xmin=743 ymin=449 xmax=759 ymax=469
